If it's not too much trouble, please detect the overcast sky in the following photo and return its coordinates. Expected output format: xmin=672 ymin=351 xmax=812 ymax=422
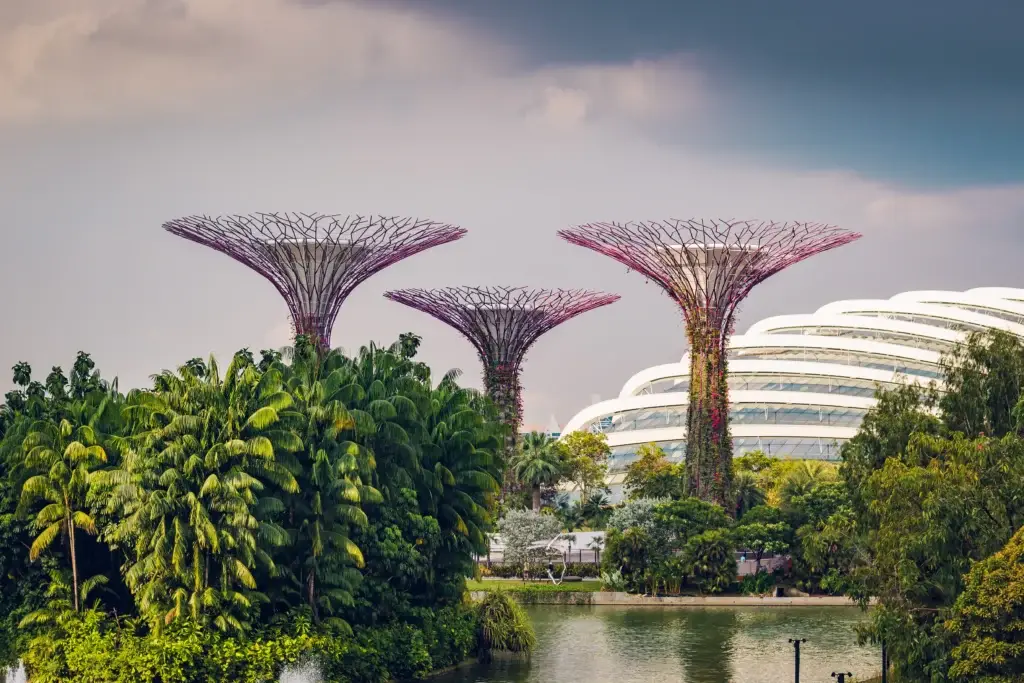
xmin=2 ymin=0 xmax=1023 ymax=430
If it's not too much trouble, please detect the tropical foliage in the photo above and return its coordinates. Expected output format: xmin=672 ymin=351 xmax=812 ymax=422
xmin=839 ymin=330 xmax=1024 ymax=681
xmin=0 ymin=337 xmax=530 ymax=681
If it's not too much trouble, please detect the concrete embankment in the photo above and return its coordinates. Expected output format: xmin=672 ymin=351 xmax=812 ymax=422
xmin=469 ymin=591 xmax=868 ymax=607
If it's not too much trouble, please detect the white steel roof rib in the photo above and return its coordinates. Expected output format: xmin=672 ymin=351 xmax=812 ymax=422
xmin=560 ymin=288 xmax=1019 ymax=497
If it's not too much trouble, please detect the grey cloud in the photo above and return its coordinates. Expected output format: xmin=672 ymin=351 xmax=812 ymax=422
xmin=1 ymin=0 xmax=1022 ymax=429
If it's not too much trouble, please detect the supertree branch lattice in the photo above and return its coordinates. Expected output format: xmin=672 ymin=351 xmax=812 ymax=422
xmin=559 ymin=219 xmax=861 ymax=508
xmin=383 ymin=286 xmax=620 ymax=490
xmin=163 ymin=213 xmax=466 ymax=348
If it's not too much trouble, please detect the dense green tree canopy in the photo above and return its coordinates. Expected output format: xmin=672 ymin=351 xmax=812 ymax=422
xmin=0 ymin=337 xmax=510 ymax=680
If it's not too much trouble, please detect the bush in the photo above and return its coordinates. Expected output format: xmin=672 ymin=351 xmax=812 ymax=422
xmin=740 ymin=571 xmax=777 ymax=596
xmin=20 ymin=605 xmax=487 ymax=683
xmin=476 ymin=592 xmax=536 ymax=655
xmin=421 ymin=605 xmax=478 ymax=672
xmin=508 ymin=589 xmax=593 ymax=606
xmin=685 ymin=529 xmax=737 ymax=594
xmin=602 ymin=527 xmax=654 ymax=594
xmin=480 ymin=562 xmax=600 ymax=579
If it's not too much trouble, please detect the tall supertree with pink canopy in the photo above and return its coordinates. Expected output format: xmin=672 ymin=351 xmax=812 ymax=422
xmin=383 ymin=286 xmax=619 ymax=493
xmin=163 ymin=212 xmax=465 ymax=349
xmin=559 ymin=219 xmax=860 ymax=508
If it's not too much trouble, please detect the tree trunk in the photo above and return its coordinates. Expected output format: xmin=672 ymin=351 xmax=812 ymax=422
xmin=684 ymin=319 xmax=733 ymax=510
xmin=531 ymin=485 xmax=541 ymax=511
xmin=307 ymin=567 xmax=318 ymax=622
xmin=68 ymin=515 xmax=80 ymax=612
xmin=483 ymin=362 xmax=523 ymax=501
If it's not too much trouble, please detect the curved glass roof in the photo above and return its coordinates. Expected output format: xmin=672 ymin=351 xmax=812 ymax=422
xmin=561 ymin=287 xmax=1024 ymax=474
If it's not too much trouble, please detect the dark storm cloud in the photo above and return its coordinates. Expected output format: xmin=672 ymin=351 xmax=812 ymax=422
xmin=388 ymin=0 xmax=1024 ymax=186
xmin=407 ymin=0 xmax=1023 ymax=91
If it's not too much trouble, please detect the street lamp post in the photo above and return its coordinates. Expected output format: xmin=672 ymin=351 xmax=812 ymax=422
xmin=831 ymin=672 xmax=854 ymax=683
xmin=788 ymin=638 xmax=806 ymax=682
xmin=881 ymin=641 xmax=888 ymax=683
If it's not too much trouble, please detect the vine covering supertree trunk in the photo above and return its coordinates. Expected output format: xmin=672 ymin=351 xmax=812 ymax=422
xmin=162 ymin=212 xmax=465 ymax=348
xmin=559 ymin=220 xmax=861 ymax=510
xmin=383 ymin=286 xmax=619 ymax=498
xmin=483 ymin=361 xmax=524 ymax=469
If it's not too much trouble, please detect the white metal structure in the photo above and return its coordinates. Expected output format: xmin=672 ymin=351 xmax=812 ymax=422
xmin=561 ymin=287 xmax=1024 ymax=492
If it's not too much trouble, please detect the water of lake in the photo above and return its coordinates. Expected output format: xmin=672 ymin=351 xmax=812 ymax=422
xmin=435 ymin=605 xmax=880 ymax=683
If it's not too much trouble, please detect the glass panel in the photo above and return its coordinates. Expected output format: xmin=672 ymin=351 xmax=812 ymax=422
xmin=925 ymin=303 xmax=1024 ymax=326
xmin=729 ymin=348 xmax=942 ymax=379
xmin=608 ymin=437 xmax=849 ymax=470
xmin=589 ymin=403 xmax=869 ymax=433
xmin=846 ymin=311 xmax=999 ymax=334
xmin=765 ymin=326 xmax=954 ymax=353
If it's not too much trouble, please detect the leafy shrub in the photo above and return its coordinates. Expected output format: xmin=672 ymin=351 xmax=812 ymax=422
xmin=20 ymin=605 xmax=487 ymax=683
xmin=496 ymin=510 xmax=561 ymax=577
xmin=607 ymin=498 xmax=669 ymax=536
xmin=509 ymin=589 xmax=593 ymax=605
xmin=601 ymin=569 xmax=626 ymax=592
xmin=602 ymin=527 xmax=654 ymax=593
xmin=685 ymin=529 xmax=737 ymax=594
xmin=420 ymin=605 xmax=478 ymax=672
xmin=476 ymin=592 xmax=536 ymax=655
xmin=481 ymin=562 xmax=600 ymax=579
xmin=740 ymin=571 xmax=777 ymax=596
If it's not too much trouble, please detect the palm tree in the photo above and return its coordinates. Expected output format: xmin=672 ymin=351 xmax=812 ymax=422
xmin=419 ymin=370 xmax=501 ymax=556
xmin=278 ymin=341 xmax=381 ymax=624
xmin=104 ymin=352 xmax=300 ymax=632
xmin=512 ymin=432 xmax=564 ymax=511
xmin=333 ymin=339 xmax=502 ymax=605
xmin=780 ymin=460 xmax=838 ymax=503
xmin=733 ymin=470 xmax=767 ymax=519
xmin=19 ymin=409 xmax=108 ymax=612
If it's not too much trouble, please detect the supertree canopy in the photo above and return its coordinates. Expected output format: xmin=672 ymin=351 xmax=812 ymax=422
xmin=558 ymin=219 xmax=861 ymax=508
xmin=383 ymin=286 xmax=620 ymax=491
xmin=163 ymin=213 xmax=466 ymax=348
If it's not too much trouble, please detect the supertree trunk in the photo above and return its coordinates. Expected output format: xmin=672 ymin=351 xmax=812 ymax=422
xmin=685 ymin=312 xmax=732 ymax=507
xmin=483 ymin=361 xmax=524 ymax=499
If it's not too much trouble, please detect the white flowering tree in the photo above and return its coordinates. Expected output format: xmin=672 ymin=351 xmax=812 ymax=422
xmin=497 ymin=510 xmax=561 ymax=579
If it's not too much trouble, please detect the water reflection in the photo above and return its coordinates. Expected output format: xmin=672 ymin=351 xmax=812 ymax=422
xmin=435 ymin=606 xmax=877 ymax=683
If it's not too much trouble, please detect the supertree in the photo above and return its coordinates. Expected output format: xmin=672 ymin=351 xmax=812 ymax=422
xmin=383 ymin=286 xmax=620 ymax=492
xmin=558 ymin=219 xmax=861 ymax=508
xmin=163 ymin=213 xmax=466 ymax=348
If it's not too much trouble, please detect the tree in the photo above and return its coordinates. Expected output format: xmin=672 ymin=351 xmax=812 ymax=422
xmin=623 ymin=443 xmax=685 ymax=500
xmin=840 ymin=382 xmax=942 ymax=516
xmin=941 ymin=329 xmax=1024 ymax=439
xmin=559 ymin=430 xmax=610 ymax=505
xmin=732 ymin=470 xmax=766 ymax=519
xmin=732 ymin=520 xmax=789 ymax=574
xmin=653 ymin=497 xmax=731 ymax=547
xmin=19 ymin=409 xmax=109 ymax=612
xmin=946 ymin=524 xmax=1024 ymax=682
xmin=496 ymin=509 xmax=560 ymax=579
xmin=277 ymin=339 xmax=380 ymax=624
xmin=511 ymin=432 xmax=565 ymax=511
xmin=607 ymin=498 xmax=668 ymax=538
xmin=798 ymin=507 xmax=860 ymax=595
xmin=777 ymin=460 xmax=838 ymax=506
xmin=103 ymin=352 xmax=300 ymax=632
xmin=684 ymin=529 xmax=737 ymax=594
xmin=733 ymin=450 xmax=773 ymax=474
xmin=853 ymin=434 xmax=1024 ymax=681
xmin=602 ymin=527 xmax=654 ymax=594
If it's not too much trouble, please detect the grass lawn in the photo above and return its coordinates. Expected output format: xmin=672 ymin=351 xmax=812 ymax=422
xmin=467 ymin=579 xmax=603 ymax=593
